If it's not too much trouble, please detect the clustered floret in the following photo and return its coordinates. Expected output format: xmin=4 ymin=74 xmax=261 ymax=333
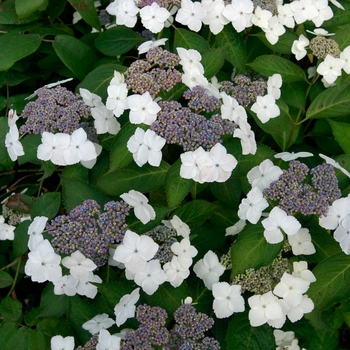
xmin=150 ymin=100 xmax=236 ymax=151
xmin=46 ymin=199 xmax=131 ymax=267
xmin=263 ymin=160 xmax=341 ymax=216
xmin=125 ymin=47 xmax=182 ymax=96
xmin=309 ymin=35 xmax=341 ymax=59
xmin=20 ymin=86 xmax=90 ymax=135
xmin=121 ymin=304 xmax=220 ymax=349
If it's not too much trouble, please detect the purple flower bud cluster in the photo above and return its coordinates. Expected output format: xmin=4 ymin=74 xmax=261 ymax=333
xmin=150 ymin=100 xmax=236 ymax=151
xmin=220 ymin=74 xmax=267 ymax=108
xmin=171 ymin=304 xmax=220 ymax=349
xmin=183 ymin=86 xmax=222 ymax=113
xmin=137 ymin=0 xmax=181 ymax=10
xmin=46 ymin=199 xmax=130 ymax=267
xmin=122 ymin=305 xmax=170 ymax=349
xmin=263 ymin=160 xmax=341 ymax=216
xmin=20 ymin=86 xmax=90 ymax=135
xmin=145 ymin=225 xmax=178 ymax=264
xmin=252 ymin=0 xmax=278 ymax=14
xmin=125 ymin=48 xmax=182 ymax=96
xmin=121 ymin=304 xmax=220 ymax=350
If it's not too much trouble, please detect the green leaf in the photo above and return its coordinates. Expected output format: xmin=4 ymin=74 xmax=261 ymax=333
xmin=13 ymin=220 xmax=30 ymax=257
xmin=0 ymin=297 xmax=22 ymax=322
xmin=68 ymin=0 xmax=101 ymax=30
xmin=0 ymin=33 xmax=41 ymax=71
xmin=322 ymin=1 xmax=350 ymax=27
xmin=230 ymin=224 xmax=284 ymax=277
xmin=210 ymin=202 xmax=238 ymax=228
xmin=333 ymin=26 xmax=350 ymax=50
xmin=306 ymin=82 xmax=350 ymax=119
xmin=0 ymin=0 xmax=42 ymax=24
xmin=94 ymin=26 xmax=143 ymax=56
xmin=5 ymin=327 xmax=32 ymax=350
xmin=165 ymin=159 xmax=193 ymax=208
xmin=97 ymin=161 xmax=170 ymax=196
xmin=36 ymin=317 xmax=73 ymax=339
xmin=0 ymin=323 xmax=17 ymax=348
xmin=53 ymin=35 xmax=96 ymax=80
xmin=109 ymin=123 xmax=139 ymax=171
xmin=0 ymin=271 xmax=13 ymax=289
xmin=308 ymin=253 xmax=350 ymax=310
xmin=201 ymin=47 xmax=225 ymax=79
xmin=26 ymin=329 xmax=47 ymax=350
xmin=15 ymin=0 xmax=47 ymax=18
xmin=143 ymin=283 xmax=190 ymax=316
xmin=215 ymin=25 xmax=246 ymax=72
xmin=39 ymin=284 xmax=68 ymax=318
xmin=226 ymin=312 xmax=275 ymax=350
xmin=328 ymin=119 xmax=350 ymax=154
xmin=248 ymin=55 xmax=307 ymax=82
xmin=209 ymin=174 xmax=241 ymax=208
xmin=30 ymin=192 xmax=61 ymax=219
xmin=18 ymin=134 xmax=41 ymax=165
xmin=77 ymin=63 xmax=127 ymax=101
xmin=173 ymin=28 xmax=210 ymax=52
xmin=68 ymin=296 xmax=97 ymax=343
xmin=173 ymin=200 xmax=214 ymax=227
xmin=256 ymin=29 xmax=298 ymax=55
xmin=98 ymin=281 xmax=134 ymax=309
xmin=61 ymin=163 xmax=89 ymax=182
xmin=281 ymin=81 xmax=308 ymax=110
xmin=305 ymin=329 xmax=339 ymax=350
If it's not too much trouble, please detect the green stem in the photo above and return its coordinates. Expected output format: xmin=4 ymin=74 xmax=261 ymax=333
xmin=7 ymin=256 xmax=22 ymax=298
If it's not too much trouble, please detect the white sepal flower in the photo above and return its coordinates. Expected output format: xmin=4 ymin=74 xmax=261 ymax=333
xmin=0 ymin=216 xmax=15 ymax=241
xmin=163 ymin=256 xmax=190 ymax=287
xmin=106 ymin=83 xmax=129 ymax=117
xmin=251 ymin=6 xmax=272 ymax=29
xmin=162 ymin=215 xmax=190 ymax=238
xmin=292 ymin=261 xmax=316 ymax=283
xmin=25 ymin=239 xmax=62 ymax=283
xmin=340 ymin=45 xmax=350 ymax=74
xmin=225 ymin=219 xmax=246 ymax=236
xmin=127 ymin=128 xmax=166 ymax=167
xmin=193 ymin=250 xmax=225 ymax=290
xmin=233 ymin=118 xmax=257 ymax=155
xmin=222 ymin=0 xmax=254 ymax=32
xmin=334 ymin=216 xmax=350 ymax=254
xmin=53 ymin=275 xmax=78 ymax=296
xmin=288 ymin=228 xmax=316 ymax=255
xmin=64 ymin=128 xmax=97 ymax=165
xmin=319 ymin=153 xmax=350 ymax=178
xmin=79 ymin=88 xmax=102 ymax=108
xmin=212 ymin=282 xmax=245 ymax=318
xmin=263 ymin=16 xmax=285 ymax=45
xmin=96 ymin=329 xmax=121 ymax=350
xmin=202 ymin=0 xmax=230 ymax=35
xmin=62 ymin=250 xmax=97 ymax=280
xmin=238 ymin=187 xmax=269 ymax=224
xmin=251 ymin=94 xmax=280 ymax=123
xmin=175 ymin=0 xmax=206 ymax=32
xmin=120 ymin=189 xmax=156 ymax=224
xmin=291 ymin=34 xmax=309 ymax=60
xmin=114 ymin=288 xmax=140 ymax=327
xmin=138 ymin=38 xmax=168 ymax=54
xmin=37 ymin=131 xmax=70 ymax=166
xmin=7 ymin=109 xmax=19 ymax=128
xmin=319 ymin=196 xmax=350 ymax=230
xmin=133 ymin=259 xmax=167 ymax=295
xmin=51 ymin=335 xmax=74 ymax=350
xmin=317 ymin=54 xmax=345 ymax=85
xmin=274 ymin=151 xmax=313 ymax=161
xmin=171 ymin=237 xmax=198 ymax=269
xmin=273 ymin=272 xmax=310 ymax=307
xmin=91 ymin=104 xmax=121 ymax=135
xmin=247 ymin=159 xmax=283 ymax=191
xmin=128 ymin=92 xmax=161 ymax=125
xmin=113 ymin=230 xmax=159 ymax=274
xmin=262 ymin=207 xmax=301 ymax=244
xmin=5 ymin=125 xmax=25 ymax=161
xmin=139 ymin=2 xmax=170 ymax=33
xmin=287 ymin=294 xmax=314 ymax=322
xmin=76 ymin=272 xmax=102 ymax=299
xmin=267 ymin=74 xmax=283 ymax=100
xmin=82 ymin=314 xmax=115 ymax=335
xmin=220 ymin=92 xmax=247 ymax=123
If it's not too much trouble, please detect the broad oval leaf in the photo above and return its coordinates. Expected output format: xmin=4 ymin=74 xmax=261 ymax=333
xmin=30 ymin=192 xmax=61 ymax=219
xmin=230 ymin=223 xmax=284 ymax=277
xmin=94 ymin=26 xmax=144 ymax=56
xmin=307 ymin=82 xmax=350 ymax=119
xmin=97 ymin=161 xmax=170 ymax=196
xmin=0 ymin=297 xmax=22 ymax=322
xmin=165 ymin=159 xmax=193 ymax=208
xmin=0 ymin=271 xmax=13 ymax=289
xmin=53 ymin=35 xmax=96 ymax=80
xmin=248 ymin=55 xmax=306 ymax=82
xmin=215 ymin=25 xmax=246 ymax=72
xmin=173 ymin=27 xmax=210 ymax=52
xmin=328 ymin=119 xmax=350 ymax=154
xmin=15 ymin=0 xmax=47 ymax=18
xmin=0 ymin=33 xmax=41 ymax=71
xmin=308 ymin=253 xmax=350 ymax=310
xmin=202 ymin=47 xmax=225 ymax=79
xmin=68 ymin=0 xmax=101 ymax=30
xmin=77 ymin=63 xmax=127 ymax=101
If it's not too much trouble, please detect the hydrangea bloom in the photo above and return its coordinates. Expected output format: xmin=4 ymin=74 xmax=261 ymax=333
xmin=128 ymin=92 xmax=161 ymax=125
xmin=288 ymin=228 xmax=316 ymax=255
xmin=175 ymin=0 xmax=206 ymax=32
xmin=5 ymin=125 xmax=24 ymax=161
xmin=82 ymin=313 xmax=115 ymax=335
xmin=222 ymin=0 xmax=253 ymax=33
xmin=51 ymin=335 xmax=74 ymax=350
xmin=233 ymin=118 xmax=257 ymax=155
xmin=250 ymin=94 xmax=280 ymax=123
xmin=0 ymin=216 xmax=16 ymax=241
xmin=163 ymin=256 xmax=190 ymax=287
xmin=291 ymin=34 xmax=309 ymax=60
xmin=114 ymin=288 xmax=140 ymax=327
xmin=212 ymin=282 xmax=245 ymax=318
xmin=317 ymin=54 xmax=345 ymax=85
xmin=61 ymin=250 xmax=97 ymax=280
xmin=91 ymin=104 xmax=121 ymax=135
xmin=96 ymin=329 xmax=121 ymax=350
xmin=139 ymin=2 xmax=170 ymax=34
